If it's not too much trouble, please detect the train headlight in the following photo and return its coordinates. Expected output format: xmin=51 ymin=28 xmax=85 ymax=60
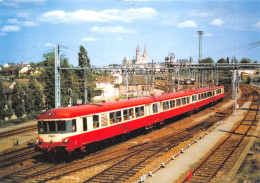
xmin=35 ymin=138 xmax=43 ymax=144
xmin=62 ymin=138 xmax=70 ymax=143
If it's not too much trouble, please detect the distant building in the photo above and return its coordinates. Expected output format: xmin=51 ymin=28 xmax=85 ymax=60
xmin=0 ymin=62 xmax=31 ymax=79
xmin=176 ymin=57 xmax=194 ymax=64
xmin=94 ymin=76 xmax=119 ymax=101
xmin=122 ymin=44 xmax=148 ymax=67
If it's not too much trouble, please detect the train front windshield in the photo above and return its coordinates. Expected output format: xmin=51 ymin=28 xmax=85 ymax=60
xmin=38 ymin=119 xmax=76 ymax=134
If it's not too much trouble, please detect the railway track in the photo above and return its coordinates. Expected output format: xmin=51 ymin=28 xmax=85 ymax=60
xmin=0 ymin=145 xmax=39 ymax=168
xmin=183 ymin=85 xmax=259 ymax=183
xmin=0 ymin=121 xmax=214 ymax=183
xmin=1 ymin=84 xmax=249 ymax=183
xmin=0 ymin=124 xmax=37 ymax=139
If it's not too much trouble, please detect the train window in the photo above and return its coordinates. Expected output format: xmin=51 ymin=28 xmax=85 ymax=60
xmin=170 ymin=100 xmax=175 ymax=108
xmin=123 ymin=108 xmax=134 ymax=121
xmin=192 ymin=95 xmax=197 ymax=102
xmin=152 ymin=103 xmax=159 ymax=113
xmin=187 ymin=97 xmax=190 ymax=104
xmin=57 ymin=120 xmax=66 ymax=131
xmin=140 ymin=106 xmax=145 ymax=116
xmin=110 ymin=112 xmax=116 ymax=124
xmin=198 ymin=94 xmax=201 ymax=100
xmin=200 ymin=93 xmax=203 ymax=99
xmin=204 ymin=93 xmax=207 ymax=98
xmin=135 ymin=107 xmax=140 ymax=117
xmin=93 ymin=115 xmax=99 ymax=129
xmin=176 ymin=99 xmax=181 ymax=107
xmin=38 ymin=121 xmax=47 ymax=132
xmin=48 ymin=121 xmax=56 ymax=131
xmin=116 ymin=111 xmax=122 ymax=122
xmin=213 ymin=91 xmax=215 ymax=96
xmin=83 ymin=118 xmax=87 ymax=131
xmin=38 ymin=120 xmax=77 ymax=134
xmin=72 ymin=119 xmax=77 ymax=132
xmin=182 ymin=98 xmax=186 ymax=105
xmin=163 ymin=101 xmax=169 ymax=111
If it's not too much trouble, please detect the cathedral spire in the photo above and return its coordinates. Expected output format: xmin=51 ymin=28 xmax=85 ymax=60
xmin=136 ymin=44 xmax=140 ymax=59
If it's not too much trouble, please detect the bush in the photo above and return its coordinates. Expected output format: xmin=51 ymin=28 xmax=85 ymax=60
xmin=0 ymin=111 xmax=41 ymax=128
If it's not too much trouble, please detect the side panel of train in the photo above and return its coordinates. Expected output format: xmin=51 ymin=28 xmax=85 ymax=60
xmin=36 ymin=86 xmax=224 ymax=153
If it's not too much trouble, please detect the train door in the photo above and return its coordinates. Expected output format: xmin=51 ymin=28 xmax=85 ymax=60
xmin=152 ymin=102 xmax=160 ymax=123
xmin=81 ymin=116 xmax=92 ymax=133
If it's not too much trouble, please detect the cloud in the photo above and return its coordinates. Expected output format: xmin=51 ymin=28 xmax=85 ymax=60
xmin=177 ymin=20 xmax=197 ymax=28
xmin=204 ymin=33 xmax=213 ymax=37
xmin=252 ymin=21 xmax=260 ymax=28
xmin=82 ymin=37 xmax=98 ymax=42
xmin=45 ymin=43 xmax=53 ymax=47
xmin=91 ymin=26 xmax=135 ymax=34
xmin=1 ymin=25 xmax=21 ymax=32
xmin=189 ymin=10 xmax=214 ymax=17
xmin=210 ymin=18 xmax=224 ymax=26
xmin=23 ymin=21 xmax=39 ymax=26
xmin=1 ymin=0 xmax=45 ymax=7
xmin=7 ymin=18 xmax=39 ymax=27
xmin=39 ymin=7 xmax=156 ymax=24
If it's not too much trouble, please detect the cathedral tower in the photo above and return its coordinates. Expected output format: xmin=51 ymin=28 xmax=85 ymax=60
xmin=136 ymin=44 xmax=140 ymax=60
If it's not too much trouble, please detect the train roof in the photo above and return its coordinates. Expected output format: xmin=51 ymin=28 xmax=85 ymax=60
xmin=38 ymin=85 xmax=223 ymax=120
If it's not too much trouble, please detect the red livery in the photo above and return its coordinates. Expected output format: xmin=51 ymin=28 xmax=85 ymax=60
xmin=36 ymin=86 xmax=224 ymax=153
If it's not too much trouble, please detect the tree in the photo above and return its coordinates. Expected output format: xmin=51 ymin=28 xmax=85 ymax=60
xmin=253 ymin=60 xmax=258 ymax=63
xmin=26 ymin=78 xmax=43 ymax=112
xmin=231 ymin=57 xmax=238 ymax=63
xmin=0 ymin=80 xmax=6 ymax=120
xmin=217 ymin=58 xmax=226 ymax=63
xmin=226 ymin=57 xmax=230 ymax=64
xmin=12 ymin=83 xmax=26 ymax=118
xmin=77 ymin=45 xmax=96 ymax=103
xmin=41 ymin=51 xmax=72 ymax=109
xmin=199 ymin=57 xmax=214 ymax=64
xmin=5 ymin=103 xmax=13 ymax=120
xmin=240 ymin=58 xmax=251 ymax=63
xmin=24 ymin=86 xmax=34 ymax=114
xmin=42 ymin=52 xmax=55 ymax=109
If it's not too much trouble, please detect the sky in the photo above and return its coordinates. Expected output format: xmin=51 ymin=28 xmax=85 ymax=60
xmin=0 ymin=0 xmax=259 ymax=67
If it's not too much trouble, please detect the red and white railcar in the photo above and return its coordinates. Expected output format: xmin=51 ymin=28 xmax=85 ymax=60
xmin=36 ymin=85 xmax=224 ymax=153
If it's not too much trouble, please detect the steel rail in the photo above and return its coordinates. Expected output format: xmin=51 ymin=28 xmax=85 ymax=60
xmin=182 ymin=86 xmax=259 ymax=183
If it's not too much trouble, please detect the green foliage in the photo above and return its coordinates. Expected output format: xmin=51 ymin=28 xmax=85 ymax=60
xmin=240 ymin=58 xmax=252 ymax=63
xmin=12 ymin=83 xmax=26 ymax=118
xmin=28 ymin=78 xmax=43 ymax=112
xmin=199 ymin=57 xmax=214 ymax=63
xmin=217 ymin=58 xmax=226 ymax=63
xmin=77 ymin=45 xmax=96 ymax=103
xmin=0 ymin=80 xmax=6 ymax=120
xmin=5 ymin=103 xmax=13 ymax=120
xmin=41 ymin=52 xmax=55 ymax=109
xmin=226 ymin=57 xmax=230 ymax=63
xmin=231 ymin=57 xmax=238 ymax=63
xmin=0 ymin=111 xmax=41 ymax=128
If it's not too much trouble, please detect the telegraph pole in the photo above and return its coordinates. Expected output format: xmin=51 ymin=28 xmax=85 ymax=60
xmin=198 ymin=31 xmax=203 ymax=62
xmin=84 ymin=67 xmax=88 ymax=104
xmin=55 ymin=44 xmax=61 ymax=108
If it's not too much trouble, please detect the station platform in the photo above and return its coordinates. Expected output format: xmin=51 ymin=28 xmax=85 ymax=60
xmin=145 ymin=96 xmax=259 ymax=182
